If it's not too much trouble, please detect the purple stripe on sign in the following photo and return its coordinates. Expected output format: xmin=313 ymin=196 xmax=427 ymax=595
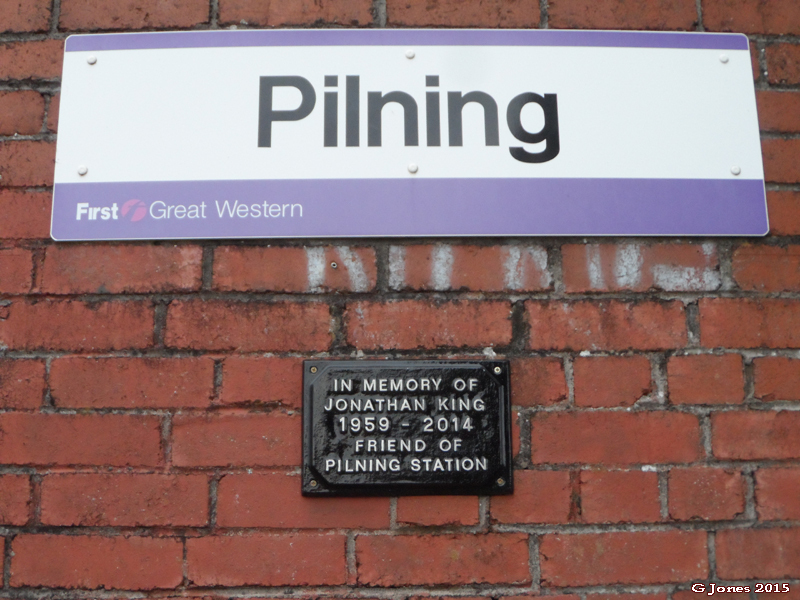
xmin=51 ymin=178 xmax=768 ymax=241
xmin=64 ymin=29 xmax=748 ymax=53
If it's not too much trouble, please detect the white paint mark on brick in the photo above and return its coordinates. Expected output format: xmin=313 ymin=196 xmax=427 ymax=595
xmin=337 ymin=246 xmax=369 ymax=292
xmin=652 ymin=265 xmax=721 ymax=291
xmin=431 ymin=244 xmax=453 ymax=290
xmin=615 ymin=243 xmax=643 ymax=288
xmin=528 ymin=246 xmax=551 ymax=288
xmin=388 ymin=246 xmax=406 ymax=291
xmin=504 ymin=246 xmax=523 ymax=290
xmin=587 ymin=244 xmax=605 ymax=289
xmin=702 ymin=242 xmax=716 ymax=258
xmin=305 ymin=247 xmax=326 ymax=292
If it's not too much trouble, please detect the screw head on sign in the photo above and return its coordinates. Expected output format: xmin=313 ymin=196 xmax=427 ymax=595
xmin=405 ymin=49 xmax=415 ymax=59
xmin=310 ymin=366 xmax=317 ymax=373
xmin=493 ymin=366 xmax=501 ymax=374
xmin=77 ymin=166 xmax=88 ymax=176
xmin=87 ymin=56 xmax=97 ymax=65
xmin=310 ymin=479 xmax=318 ymax=487
xmin=497 ymin=478 xmax=506 ymax=486
xmin=408 ymin=163 xmax=418 ymax=174
xmin=719 ymin=54 xmax=729 ymax=64
xmin=731 ymin=166 xmax=741 ymax=176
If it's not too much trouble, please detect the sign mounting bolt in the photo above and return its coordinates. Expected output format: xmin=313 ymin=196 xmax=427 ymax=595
xmin=731 ymin=166 xmax=741 ymax=176
xmin=77 ymin=165 xmax=88 ymax=176
xmin=408 ymin=163 xmax=418 ymax=174
xmin=330 ymin=261 xmax=338 ymax=269
xmin=405 ymin=49 xmax=415 ymax=59
xmin=497 ymin=477 xmax=506 ymax=486
xmin=719 ymin=54 xmax=729 ymax=64
xmin=310 ymin=366 xmax=317 ymax=373
xmin=494 ymin=366 xmax=501 ymax=374
xmin=309 ymin=479 xmax=318 ymax=487
xmin=87 ymin=56 xmax=97 ymax=65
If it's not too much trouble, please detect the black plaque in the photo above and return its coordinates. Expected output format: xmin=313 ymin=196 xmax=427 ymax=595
xmin=302 ymin=360 xmax=512 ymax=496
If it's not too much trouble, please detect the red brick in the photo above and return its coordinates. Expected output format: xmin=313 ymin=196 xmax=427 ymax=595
xmin=540 ymin=530 xmax=707 ymax=586
xmin=0 ymin=413 xmax=162 ymax=467
xmin=0 ymin=40 xmax=63 ymax=80
xmin=700 ymin=298 xmax=800 ymax=349
xmin=50 ymin=357 xmax=214 ymax=409
xmin=220 ymin=0 xmax=372 ymax=26
xmin=704 ymin=0 xmax=800 ymax=34
xmin=357 ymin=533 xmax=530 ymax=585
xmin=346 ymin=300 xmax=512 ymax=350
xmin=668 ymin=467 xmax=744 ymax=521
xmin=0 ymin=140 xmax=55 ymax=187
xmin=527 ymin=300 xmax=686 ymax=351
xmin=59 ymin=0 xmax=208 ymax=30
xmin=0 ymin=359 xmax=44 ymax=409
xmin=490 ymin=470 xmax=572 ymax=524
xmin=0 ymin=190 xmax=51 ymax=239
xmin=562 ymin=243 xmax=719 ymax=292
xmin=549 ymin=0 xmax=696 ymax=30
xmin=41 ymin=474 xmax=207 ymax=527
xmin=763 ymin=138 xmax=800 ymax=184
xmin=0 ymin=475 xmax=30 ymax=525
xmin=387 ymin=0 xmax=540 ymax=27
xmin=511 ymin=357 xmax=567 ymax=407
xmin=214 ymin=245 xmax=377 ymax=292
xmin=0 ymin=300 xmax=154 ymax=351
xmin=716 ymin=528 xmax=800 ymax=579
xmin=751 ymin=40 xmax=760 ymax=81
xmin=768 ymin=190 xmax=800 ymax=236
xmin=397 ymin=495 xmax=479 ymax=526
xmin=46 ymin=92 xmax=59 ymax=132
xmin=220 ymin=356 xmax=302 ymax=408
xmin=172 ymin=413 xmax=300 ymax=467
xmin=573 ymin=356 xmax=652 ymax=408
xmin=758 ymin=91 xmax=800 ymax=133
xmin=0 ymin=247 xmax=32 ymax=294
xmin=187 ymin=533 xmax=346 ymax=586
xmin=581 ymin=470 xmax=660 ymax=523
xmin=590 ymin=595 xmax=666 ymax=600
xmin=767 ymin=43 xmax=800 ymax=84
xmin=166 ymin=300 xmax=331 ymax=352
xmin=712 ymin=410 xmax=800 ymax=460
xmin=217 ymin=472 xmax=389 ymax=528
xmin=0 ymin=0 xmax=51 ymax=32
xmin=0 ymin=91 xmax=45 ymax=135
xmin=390 ymin=244 xmax=551 ymax=292
xmin=11 ymin=534 xmax=183 ymax=589
xmin=532 ymin=412 xmax=701 ymax=466
xmin=512 ymin=409 xmax=522 ymax=461
xmin=675 ymin=592 xmax=748 ymax=600
xmin=756 ymin=468 xmax=800 ymax=520
xmin=733 ymin=244 xmax=800 ymax=292
xmin=668 ymin=354 xmax=744 ymax=405
xmin=40 ymin=244 xmax=202 ymax=294
xmin=754 ymin=357 xmax=800 ymax=401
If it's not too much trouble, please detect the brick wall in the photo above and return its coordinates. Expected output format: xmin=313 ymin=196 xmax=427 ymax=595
xmin=1 ymin=0 xmax=799 ymax=598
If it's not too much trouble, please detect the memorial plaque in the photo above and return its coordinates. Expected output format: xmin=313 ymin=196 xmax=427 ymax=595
xmin=302 ymin=360 xmax=512 ymax=496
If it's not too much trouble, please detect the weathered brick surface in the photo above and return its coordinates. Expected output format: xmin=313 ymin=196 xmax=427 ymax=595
xmin=580 ymin=470 xmax=660 ymax=523
xmin=540 ymin=531 xmax=708 ymax=586
xmin=40 ymin=245 xmax=203 ymax=293
xmin=716 ymin=528 xmax=800 ymax=579
xmin=527 ymin=301 xmax=686 ymax=351
xmin=0 ymin=0 xmax=51 ymax=32
xmin=668 ymin=467 xmax=745 ymax=521
xmin=0 ymin=300 xmax=154 ymax=351
xmin=220 ymin=356 xmax=303 ymax=408
xmin=667 ymin=354 xmax=744 ymax=405
xmin=490 ymin=470 xmax=572 ymax=524
xmin=0 ymin=247 xmax=32 ymax=294
xmin=573 ymin=356 xmax=652 ymax=407
xmin=766 ymin=43 xmax=800 ymax=84
xmin=171 ymin=413 xmax=301 ymax=467
xmin=40 ymin=474 xmax=208 ymax=526
xmin=397 ymin=495 xmax=480 ymax=527
xmin=0 ymin=413 xmax=163 ymax=467
xmin=220 ymin=0 xmax=373 ymax=26
xmin=0 ymin=359 xmax=45 ymax=409
xmin=757 ymin=91 xmax=800 ymax=133
xmin=0 ymin=91 xmax=45 ymax=135
xmin=756 ymin=468 xmax=800 ymax=521
xmin=166 ymin=300 xmax=331 ymax=351
xmin=0 ymin=475 xmax=30 ymax=525
xmin=700 ymin=299 xmax=800 ymax=349
xmin=46 ymin=92 xmax=59 ymax=131
xmin=0 ymin=190 xmax=51 ymax=239
xmin=732 ymin=244 xmax=800 ymax=292
xmin=703 ymin=0 xmax=800 ymax=34
xmin=754 ymin=357 xmax=800 ymax=401
xmin=549 ymin=0 xmax=697 ymax=30
xmin=346 ymin=300 xmax=512 ymax=350
xmin=763 ymin=138 xmax=800 ymax=183
xmin=187 ymin=534 xmax=347 ymax=586
xmin=387 ymin=0 xmax=540 ymax=27
xmin=712 ymin=411 xmax=800 ymax=460
xmin=356 ymin=534 xmax=530 ymax=585
xmin=562 ymin=243 xmax=719 ymax=292
xmin=0 ymin=140 xmax=55 ymax=187
xmin=532 ymin=412 xmax=702 ymax=466
xmin=11 ymin=535 xmax=184 ymax=589
xmin=50 ymin=357 xmax=215 ymax=408
xmin=59 ymin=0 xmax=209 ymax=30
xmin=217 ymin=472 xmax=390 ymax=528
xmin=510 ymin=357 xmax=567 ymax=407
xmin=0 ymin=40 xmax=63 ymax=79
xmin=767 ymin=190 xmax=800 ymax=236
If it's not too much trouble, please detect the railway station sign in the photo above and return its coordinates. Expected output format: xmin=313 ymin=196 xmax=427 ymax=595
xmin=302 ymin=360 xmax=512 ymax=496
xmin=52 ymin=29 xmax=767 ymax=240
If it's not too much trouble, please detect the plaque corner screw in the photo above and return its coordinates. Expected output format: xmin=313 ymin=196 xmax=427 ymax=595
xmin=330 ymin=261 xmax=338 ymax=269
xmin=87 ymin=55 xmax=97 ymax=65
xmin=408 ymin=163 xmax=419 ymax=174
xmin=77 ymin=165 xmax=88 ymax=176
xmin=731 ymin=166 xmax=741 ymax=176
xmin=719 ymin=54 xmax=729 ymax=64
xmin=310 ymin=366 xmax=318 ymax=373
xmin=496 ymin=477 xmax=506 ymax=486
xmin=493 ymin=366 xmax=502 ymax=374
xmin=310 ymin=479 xmax=318 ymax=487
xmin=405 ymin=49 xmax=415 ymax=59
